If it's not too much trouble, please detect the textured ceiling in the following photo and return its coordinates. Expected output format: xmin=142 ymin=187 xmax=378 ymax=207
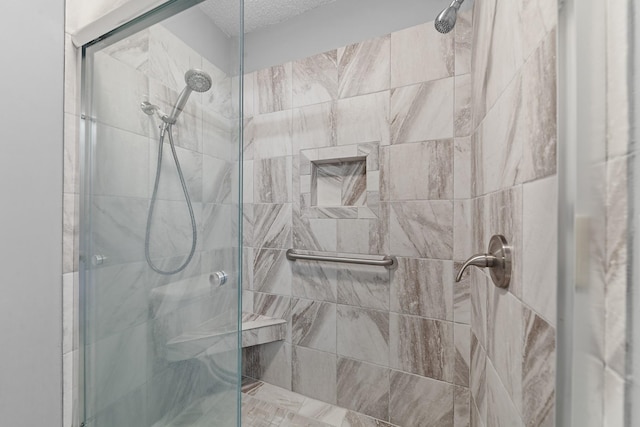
xmin=199 ymin=0 xmax=338 ymax=35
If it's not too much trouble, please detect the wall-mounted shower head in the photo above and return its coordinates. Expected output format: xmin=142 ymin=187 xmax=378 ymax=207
xmin=165 ymin=69 xmax=212 ymax=124
xmin=435 ymin=0 xmax=464 ymax=34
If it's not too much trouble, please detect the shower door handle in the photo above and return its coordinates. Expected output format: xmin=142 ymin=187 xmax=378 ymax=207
xmin=455 ymin=235 xmax=511 ymax=289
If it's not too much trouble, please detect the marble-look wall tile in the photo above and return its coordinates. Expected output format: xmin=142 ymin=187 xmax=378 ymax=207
xmin=253 ymin=249 xmax=292 ymax=296
xmin=253 ymin=204 xmax=292 ymax=249
xmin=336 ymin=91 xmax=390 ymax=146
xmin=336 ymin=219 xmax=374 ymax=254
xmin=454 ymin=323 xmax=471 ymax=388
xmin=93 ymin=52 xmax=149 ymax=137
xmin=64 ymin=33 xmax=81 ymax=116
xmin=256 ymin=63 xmax=293 ymax=114
xmin=293 ymin=102 xmax=337 ymax=151
xmin=148 ymin=25 xmax=202 ymax=93
xmin=390 ymin=22 xmax=454 ymax=88
xmin=470 ymin=270 xmax=488 ymax=349
xmin=149 ymin=141 xmax=202 ymax=202
xmin=203 ymin=155 xmax=233 ymax=204
xmin=293 ymin=216 xmax=338 ymax=252
xmin=337 ymin=358 xmax=390 ymax=421
xmin=251 ymin=110 xmax=293 ymax=159
xmin=522 ymin=306 xmax=555 ymax=427
xmin=91 ymin=196 xmax=147 ymax=265
xmin=337 ymin=305 xmax=389 ymax=366
xmin=243 ymin=204 xmax=254 ymax=248
xmin=454 ymin=386 xmax=470 ymax=427
xmin=293 ymin=50 xmax=338 ymax=107
xmin=455 ymin=75 xmax=472 ymax=138
xmin=390 ymin=313 xmax=454 ymax=382
xmin=292 ymin=260 xmax=338 ymax=302
xmin=337 ymin=265 xmax=390 ymax=311
xmin=292 ymin=298 xmax=336 ymax=353
xmin=605 ymin=156 xmax=630 ymax=377
xmin=62 ymin=273 xmax=78 ymax=355
xmin=254 ymin=157 xmax=293 ymax=203
xmin=472 ymin=31 xmax=556 ymax=196
xmin=86 ymin=323 xmax=147 ymax=416
xmin=522 ymin=176 xmax=557 ymax=325
xmin=519 ymin=30 xmax=557 ymax=183
xmin=253 ymin=292 xmax=292 ymax=323
xmin=64 ymin=113 xmax=79 ymax=194
xmin=486 ymin=287 xmax=523 ymax=414
xmin=63 ymin=193 xmax=78 ymax=274
xmin=455 ymin=10 xmax=473 ymax=76
xmin=454 ymin=137 xmax=471 ymax=200
xmin=388 ymin=201 xmax=453 ymax=259
xmin=390 ymin=258 xmax=453 ymax=320
xmin=485 ymin=359 xmax=524 ymax=427
xmin=292 ymin=346 xmax=337 ymax=404
xmin=88 ymin=262 xmax=148 ymax=343
xmin=102 ymin=28 xmax=150 ymax=73
xmin=470 ymin=334 xmax=487 ymax=421
xmin=520 ymin=0 xmax=558 ymax=62
xmin=471 ymin=0 xmax=524 ymax=124
xmin=390 ymin=78 xmax=454 ymax=144
xmin=387 ymin=140 xmax=453 ymax=200
xmin=63 ymin=349 xmax=79 ymax=427
xmin=389 ymin=370 xmax=454 ymax=427
xmin=338 ymin=35 xmax=390 ymax=98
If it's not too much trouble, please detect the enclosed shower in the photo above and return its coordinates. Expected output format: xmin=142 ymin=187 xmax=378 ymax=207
xmin=75 ymin=0 xmax=562 ymax=426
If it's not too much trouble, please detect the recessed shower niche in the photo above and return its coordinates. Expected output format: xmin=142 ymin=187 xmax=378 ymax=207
xmin=300 ymin=142 xmax=380 ymax=219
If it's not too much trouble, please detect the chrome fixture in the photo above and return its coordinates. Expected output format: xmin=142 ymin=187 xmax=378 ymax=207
xmin=434 ymin=0 xmax=465 ymax=34
xmin=91 ymin=254 xmax=107 ymax=266
xmin=166 ymin=69 xmax=212 ymax=124
xmin=455 ymin=235 xmax=512 ymax=288
xmin=286 ymin=249 xmax=398 ymax=270
xmin=143 ymin=69 xmax=212 ymax=276
xmin=210 ymin=271 xmax=228 ymax=287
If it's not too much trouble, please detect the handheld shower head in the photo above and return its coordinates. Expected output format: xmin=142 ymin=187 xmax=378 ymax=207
xmin=165 ymin=69 xmax=212 ymax=124
xmin=435 ymin=0 xmax=464 ymax=34
xmin=185 ymin=69 xmax=213 ymax=93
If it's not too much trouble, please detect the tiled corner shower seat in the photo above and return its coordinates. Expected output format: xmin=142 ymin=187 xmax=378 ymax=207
xmin=150 ymin=273 xmax=286 ymax=362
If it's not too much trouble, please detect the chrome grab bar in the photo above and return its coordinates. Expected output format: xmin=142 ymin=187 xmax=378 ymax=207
xmin=286 ymin=249 xmax=398 ymax=270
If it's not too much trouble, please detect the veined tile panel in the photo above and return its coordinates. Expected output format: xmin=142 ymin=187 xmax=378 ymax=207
xmin=338 ymin=35 xmax=390 ymax=98
xmin=389 ymin=313 xmax=454 ymax=382
xmin=337 ymin=357 xmax=390 ymax=421
xmin=390 ymin=21 xmax=454 ymax=88
xmin=389 ymin=370 xmax=454 ymax=427
xmin=292 ymin=50 xmax=338 ymax=108
xmin=336 ymin=305 xmax=389 ymax=366
xmin=388 ymin=201 xmax=453 ymax=259
xmin=291 ymin=298 xmax=337 ymax=353
xmin=390 ymin=79 xmax=454 ymax=144
xmin=386 ymin=140 xmax=454 ymax=201
xmin=256 ymin=62 xmax=293 ymax=114
xmin=292 ymin=346 xmax=337 ymax=404
xmin=390 ymin=257 xmax=453 ymax=320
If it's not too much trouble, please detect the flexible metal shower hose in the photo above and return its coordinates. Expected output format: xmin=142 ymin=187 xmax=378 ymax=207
xmin=145 ymin=123 xmax=197 ymax=275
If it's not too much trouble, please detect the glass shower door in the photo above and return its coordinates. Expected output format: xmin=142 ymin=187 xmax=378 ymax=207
xmin=80 ymin=2 xmax=242 ymax=426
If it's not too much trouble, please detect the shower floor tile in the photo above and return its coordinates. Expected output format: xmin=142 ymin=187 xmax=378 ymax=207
xmin=241 ymin=378 xmax=398 ymax=427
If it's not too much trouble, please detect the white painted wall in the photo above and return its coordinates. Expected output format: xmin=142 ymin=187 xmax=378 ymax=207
xmin=0 ymin=0 xmax=64 ymax=425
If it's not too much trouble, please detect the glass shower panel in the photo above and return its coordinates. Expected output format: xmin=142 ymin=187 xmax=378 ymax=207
xmin=81 ymin=1 xmax=242 ymax=426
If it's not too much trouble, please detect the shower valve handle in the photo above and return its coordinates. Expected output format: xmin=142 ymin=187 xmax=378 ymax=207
xmin=455 ymin=235 xmax=511 ymax=289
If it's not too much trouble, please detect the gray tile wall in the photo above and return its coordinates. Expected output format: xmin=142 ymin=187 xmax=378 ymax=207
xmin=468 ymin=0 xmax=557 ymax=426
xmin=242 ymin=11 xmax=475 ymax=427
